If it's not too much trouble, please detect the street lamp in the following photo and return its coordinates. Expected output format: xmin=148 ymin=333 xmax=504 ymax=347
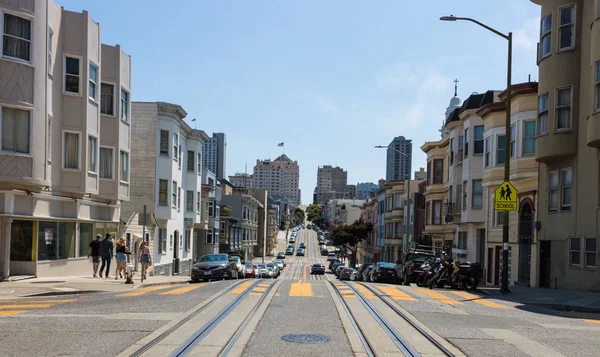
xmin=440 ymin=15 xmax=512 ymax=294
xmin=374 ymin=145 xmax=411 ymax=253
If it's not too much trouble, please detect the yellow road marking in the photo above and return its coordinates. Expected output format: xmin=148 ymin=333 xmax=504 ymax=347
xmin=0 ymin=304 xmax=54 ymax=309
xmin=0 ymin=299 xmax=75 ymax=304
xmin=343 ymin=295 xmax=357 ymax=299
xmin=249 ymin=292 xmax=262 ymax=296
xmin=258 ymin=283 xmax=270 ymax=287
xmin=353 ymin=284 xmax=375 ymax=299
xmin=341 ymin=290 xmax=354 ymax=295
xmin=230 ymin=281 xmax=255 ymax=295
xmin=289 ymin=282 xmax=312 ymax=297
xmin=584 ymin=319 xmax=600 ymax=324
xmin=0 ymin=310 xmax=28 ymax=316
xmin=253 ymin=287 xmax=266 ymax=292
xmin=303 ymin=265 xmax=308 ymax=282
xmin=275 ymin=293 xmax=280 ymax=296
xmin=417 ymin=288 xmax=463 ymax=305
xmin=449 ymin=291 xmax=508 ymax=309
xmin=117 ymin=286 xmax=174 ymax=297
xmin=375 ymin=286 xmax=416 ymax=301
xmin=159 ymin=284 xmax=207 ymax=295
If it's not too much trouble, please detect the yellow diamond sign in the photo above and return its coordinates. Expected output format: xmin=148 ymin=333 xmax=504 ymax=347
xmin=494 ymin=181 xmax=518 ymax=211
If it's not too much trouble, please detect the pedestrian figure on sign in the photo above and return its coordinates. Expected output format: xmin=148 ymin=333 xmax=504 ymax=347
xmin=500 ymin=187 xmax=506 ymax=200
xmin=505 ymin=184 xmax=512 ymax=201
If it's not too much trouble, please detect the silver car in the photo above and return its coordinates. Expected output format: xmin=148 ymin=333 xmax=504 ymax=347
xmin=272 ymin=260 xmax=285 ymax=270
xmin=255 ymin=264 xmax=268 ymax=278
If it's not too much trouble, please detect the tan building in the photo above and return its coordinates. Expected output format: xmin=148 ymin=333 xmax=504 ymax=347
xmin=315 ymin=165 xmax=348 ymax=204
xmin=421 ymin=137 xmax=452 ymax=250
xmin=478 ymin=81 xmax=539 ymax=287
xmin=530 ymin=0 xmax=600 ymax=290
xmin=229 ymin=173 xmax=253 ymax=188
xmin=0 ymin=1 xmax=132 ymax=278
xmin=414 ymin=167 xmax=427 ymax=181
xmin=253 ymin=155 xmax=300 ymax=203
xmin=382 ymin=180 xmax=407 ymax=262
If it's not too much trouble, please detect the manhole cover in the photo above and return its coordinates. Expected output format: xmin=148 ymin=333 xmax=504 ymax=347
xmin=281 ymin=334 xmax=331 ymax=344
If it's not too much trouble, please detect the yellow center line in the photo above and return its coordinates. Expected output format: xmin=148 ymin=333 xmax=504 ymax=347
xmin=417 ymin=288 xmax=463 ymax=305
xmin=230 ymin=281 xmax=255 ymax=295
xmin=353 ymin=284 xmax=375 ymax=299
xmin=0 ymin=310 xmax=28 ymax=316
xmin=117 ymin=286 xmax=174 ymax=297
xmin=303 ymin=264 xmax=308 ymax=282
xmin=584 ymin=319 xmax=600 ymax=324
xmin=0 ymin=299 xmax=75 ymax=304
xmin=159 ymin=283 xmax=207 ymax=296
xmin=449 ymin=291 xmax=509 ymax=309
xmin=0 ymin=304 xmax=54 ymax=309
xmin=375 ymin=285 xmax=416 ymax=301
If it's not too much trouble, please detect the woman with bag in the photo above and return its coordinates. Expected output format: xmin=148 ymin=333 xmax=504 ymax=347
xmin=139 ymin=241 xmax=151 ymax=279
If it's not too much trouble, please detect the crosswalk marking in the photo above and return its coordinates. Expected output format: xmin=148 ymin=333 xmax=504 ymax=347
xmin=159 ymin=284 xmax=207 ymax=296
xmin=353 ymin=284 xmax=375 ymax=299
xmin=117 ymin=286 xmax=173 ymax=297
xmin=375 ymin=285 xmax=416 ymax=301
xmin=0 ymin=304 xmax=54 ymax=309
xmin=0 ymin=299 xmax=75 ymax=304
xmin=289 ymin=282 xmax=312 ymax=297
xmin=416 ymin=288 xmax=464 ymax=305
xmin=253 ymin=287 xmax=266 ymax=292
xmin=584 ymin=319 xmax=600 ymax=324
xmin=0 ymin=310 xmax=28 ymax=316
xmin=249 ymin=292 xmax=262 ymax=297
xmin=449 ymin=291 xmax=508 ymax=309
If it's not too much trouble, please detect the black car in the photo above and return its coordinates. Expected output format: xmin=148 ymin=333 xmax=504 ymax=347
xmin=277 ymin=252 xmax=286 ymax=259
xmin=296 ymin=249 xmax=305 ymax=256
xmin=191 ymin=254 xmax=237 ymax=282
xmin=396 ymin=251 xmax=437 ymax=285
xmin=299 ymin=243 xmax=306 ymax=249
xmin=370 ymin=262 xmax=397 ymax=283
xmin=311 ymin=264 xmax=325 ymax=274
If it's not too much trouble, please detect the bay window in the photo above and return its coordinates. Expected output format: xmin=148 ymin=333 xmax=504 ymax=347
xmin=99 ymin=147 xmax=113 ymax=179
xmin=497 ymin=135 xmax=506 ymax=165
xmin=558 ymin=5 xmax=575 ymax=51
xmin=3 ymin=13 xmax=31 ymax=62
xmin=64 ymin=56 xmax=80 ymax=94
xmin=1 ymin=107 xmax=30 ymax=154
xmin=523 ymin=121 xmax=536 ymax=155
xmin=63 ymin=132 xmax=80 ymax=169
xmin=474 ymin=126 xmax=484 ymax=154
xmin=538 ymin=93 xmax=549 ymax=134
xmin=120 ymin=151 xmax=129 ymax=183
xmin=540 ymin=14 xmax=552 ymax=58
xmin=556 ymin=87 xmax=572 ymax=130
xmin=89 ymin=63 xmax=98 ymax=100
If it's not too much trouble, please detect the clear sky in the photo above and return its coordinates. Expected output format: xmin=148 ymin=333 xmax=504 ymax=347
xmin=59 ymin=0 xmax=540 ymax=204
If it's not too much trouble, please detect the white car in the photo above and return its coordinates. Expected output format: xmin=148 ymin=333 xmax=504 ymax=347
xmin=230 ymin=256 xmax=244 ymax=278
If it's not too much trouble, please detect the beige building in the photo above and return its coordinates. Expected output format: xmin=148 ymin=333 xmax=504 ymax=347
xmin=478 ymin=81 xmax=539 ymax=287
xmin=314 ymin=165 xmax=348 ymax=205
xmin=414 ymin=167 xmax=427 ymax=181
xmin=530 ymin=0 xmax=600 ymax=290
xmin=253 ymin=155 xmax=300 ymax=203
xmin=229 ymin=173 xmax=253 ymax=188
xmin=0 ymin=1 xmax=131 ymax=278
xmin=382 ymin=180 xmax=410 ymax=262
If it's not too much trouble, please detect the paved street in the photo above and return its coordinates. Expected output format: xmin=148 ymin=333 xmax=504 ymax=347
xmin=1 ymin=228 xmax=599 ymax=356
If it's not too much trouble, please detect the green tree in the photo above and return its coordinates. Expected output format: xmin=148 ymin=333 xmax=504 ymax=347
xmin=331 ymin=218 xmax=373 ymax=267
xmin=292 ymin=207 xmax=305 ymax=226
xmin=306 ymin=204 xmax=322 ymax=222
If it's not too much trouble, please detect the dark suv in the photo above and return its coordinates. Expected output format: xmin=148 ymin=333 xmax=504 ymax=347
xmin=395 ymin=251 xmax=437 ymax=285
xmin=191 ymin=254 xmax=238 ymax=282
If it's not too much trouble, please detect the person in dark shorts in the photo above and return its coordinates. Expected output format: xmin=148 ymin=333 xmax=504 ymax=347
xmin=99 ymin=233 xmax=114 ymax=278
xmin=88 ymin=234 xmax=102 ymax=277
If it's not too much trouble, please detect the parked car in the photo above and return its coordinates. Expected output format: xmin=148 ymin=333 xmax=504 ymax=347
xmin=267 ymin=267 xmax=275 ymax=278
xmin=396 ymin=250 xmax=437 ymax=285
xmin=191 ymin=254 xmax=238 ymax=282
xmin=244 ymin=262 xmax=256 ymax=278
xmin=273 ymin=260 xmax=285 ymax=270
xmin=311 ymin=264 xmax=326 ymax=275
xmin=255 ymin=264 xmax=268 ymax=278
xmin=361 ymin=264 xmax=375 ymax=282
xmin=335 ymin=265 xmax=345 ymax=277
xmin=266 ymin=263 xmax=280 ymax=278
xmin=229 ymin=255 xmax=244 ymax=278
xmin=286 ymin=248 xmax=294 ymax=255
xmin=331 ymin=260 xmax=343 ymax=273
xmin=370 ymin=262 xmax=397 ymax=283
xmin=349 ymin=269 xmax=360 ymax=281
xmin=277 ymin=252 xmax=286 ymax=259
xmin=339 ymin=267 xmax=354 ymax=281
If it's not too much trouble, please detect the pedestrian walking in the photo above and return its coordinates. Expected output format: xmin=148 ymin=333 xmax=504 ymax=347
xmin=114 ymin=238 xmax=130 ymax=280
xmin=138 ymin=241 xmax=151 ymax=279
xmin=88 ymin=234 xmax=102 ymax=277
xmin=99 ymin=233 xmax=114 ymax=278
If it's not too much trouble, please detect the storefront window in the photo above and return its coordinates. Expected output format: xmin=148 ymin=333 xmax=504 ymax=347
xmin=96 ymin=222 xmax=119 ymax=240
xmin=37 ymin=222 xmax=76 ymax=260
xmin=79 ymin=223 xmax=93 ymax=258
xmin=10 ymin=220 xmax=34 ymax=261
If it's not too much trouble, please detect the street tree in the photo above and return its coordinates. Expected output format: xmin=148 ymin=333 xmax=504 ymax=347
xmin=292 ymin=207 xmax=305 ymax=226
xmin=306 ymin=204 xmax=322 ymax=224
xmin=331 ymin=218 xmax=373 ymax=267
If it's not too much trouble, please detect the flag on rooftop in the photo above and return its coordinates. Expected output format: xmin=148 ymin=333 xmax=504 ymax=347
xmin=277 ymin=142 xmax=284 ymax=147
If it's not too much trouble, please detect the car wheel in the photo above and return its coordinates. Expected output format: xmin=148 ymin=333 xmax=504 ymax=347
xmin=191 ymin=278 xmax=200 ymax=283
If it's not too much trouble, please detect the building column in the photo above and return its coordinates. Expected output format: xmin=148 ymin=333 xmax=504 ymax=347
xmin=3 ymin=218 xmax=13 ymax=279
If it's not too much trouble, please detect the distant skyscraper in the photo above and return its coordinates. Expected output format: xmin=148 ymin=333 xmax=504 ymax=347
xmin=314 ymin=165 xmax=348 ymax=204
xmin=356 ymin=182 xmax=380 ymax=200
xmin=203 ymin=133 xmax=227 ymax=179
xmin=253 ymin=155 xmax=301 ymax=203
xmin=386 ymin=136 xmax=412 ymax=181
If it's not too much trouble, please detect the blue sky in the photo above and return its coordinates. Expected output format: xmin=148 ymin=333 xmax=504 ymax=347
xmin=60 ymin=0 xmax=541 ymax=204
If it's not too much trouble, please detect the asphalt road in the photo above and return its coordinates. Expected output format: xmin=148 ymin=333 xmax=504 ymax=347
xmin=0 ymin=227 xmax=599 ymax=357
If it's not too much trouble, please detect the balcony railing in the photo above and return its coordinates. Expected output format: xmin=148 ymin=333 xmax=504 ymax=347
xmin=446 ymin=202 xmax=462 ymax=215
xmin=454 ymin=150 xmax=463 ymax=164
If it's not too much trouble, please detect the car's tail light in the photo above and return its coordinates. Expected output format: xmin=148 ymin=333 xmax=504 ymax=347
xmin=410 ymin=262 xmax=415 ymax=270
xmin=376 ymin=268 xmax=382 ymax=273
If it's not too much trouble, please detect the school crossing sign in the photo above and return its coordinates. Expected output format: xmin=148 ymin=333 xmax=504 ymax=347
xmin=494 ymin=181 xmax=518 ymax=211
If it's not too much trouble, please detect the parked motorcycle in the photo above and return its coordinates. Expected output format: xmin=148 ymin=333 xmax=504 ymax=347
xmin=428 ymin=251 xmax=481 ymax=292
xmin=416 ymin=258 xmax=438 ymax=287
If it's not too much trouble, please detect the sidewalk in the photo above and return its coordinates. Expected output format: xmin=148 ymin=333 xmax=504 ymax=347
xmin=478 ymin=284 xmax=600 ymax=313
xmin=252 ymin=230 xmax=288 ymax=265
xmin=0 ymin=274 xmax=190 ymax=299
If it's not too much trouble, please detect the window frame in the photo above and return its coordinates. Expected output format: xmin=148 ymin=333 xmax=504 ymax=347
xmin=186 ymin=190 xmax=194 ymax=212
xmin=197 ymin=152 xmax=202 ymax=174
xmin=120 ymin=88 xmax=129 ymax=122
xmin=159 ymin=129 xmax=169 ymax=156
xmin=464 ymin=127 xmax=469 ymax=158
xmin=432 ymin=200 xmax=442 ymax=225
xmin=584 ymin=237 xmax=597 ymax=269
xmin=425 ymin=201 xmax=430 ymax=225
xmin=177 ymin=187 xmax=181 ymax=210
xmin=570 ymin=237 xmax=581 ymax=267
xmin=539 ymin=12 xmax=552 ymax=60
xmin=185 ymin=229 xmax=191 ymax=252
xmin=63 ymin=54 xmax=82 ymax=96
xmin=510 ymin=125 xmax=516 ymax=158
xmin=0 ymin=106 xmax=32 ymax=155
xmin=555 ymin=86 xmax=572 ymax=131
xmin=538 ymin=92 xmax=549 ymax=135
xmin=473 ymin=126 xmax=484 ymax=155
xmin=88 ymin=135 xmax=97 ymax=174
xmin=433 ymin=159 xmax=443 ymax=184
xmin=548 ymin=170 xmax=560 ymax=211
xmin=158 ymin=179 xmax=168 ymax=206
xmin=484 ymin=137 xmax=491 ymax=168
xmin=62 ymin=130 xmax=81 ymax=171
xmin=119 ymin=150 xmax=129 ymax=184
xmin=1 ymin=12 xmax=32 ymax=64
xmin=497 ymin=135 xmax=506 ymax=165
xmin=548 ymin=167 xmax=572 ymax=212
xmin=47 ymin=28 xmax=53 ymax=75
xmin=471 ymin=179 xmax=483 ymax=209
xmin=173 ymin=133 xmax=179 ymax=161
xmin=208 ymin=200 xmax=215 ymax=217
xmin=560 ymin=167 xmax=572 ymax=211
xmin=206 ymin=229 xmax=214 ymax=245
xmin=522 ymin=120 xmax=536 ymax=156
xmin=196 ymin=192 xmax=201 ymax=212
xmin=99 ymin=146 xmax=114 ymax=180
xmin=187 ymin=150 xmax=194 ymax=171
xmin=100 ymin=82 xmax=115 ymax=116
xmin=88 ymin=62 xmax=98 ymax=101
xmin=172 ymin=181 xmax=178 ymax=208
xmin=557 ymin=4 xmax=576 ymax=52
xmin=596 ymin=61 xmax=600 ymax=112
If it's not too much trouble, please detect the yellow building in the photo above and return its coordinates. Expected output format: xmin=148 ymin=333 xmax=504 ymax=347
xmin=477 ymin=81 xmax=539 ymax=287
xmin=421 ymin=136 xmax=453 ymax=250
xmin=382 ymin=180 xmax=406 ymax=262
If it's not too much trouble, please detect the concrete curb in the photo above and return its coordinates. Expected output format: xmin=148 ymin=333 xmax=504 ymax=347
xmin=533 ymin=303 xmax=600 ymax=314
xmin=476 ymin=289 xmax=493 ymax=297
xmin=23 ymin=289 xmax=103 ymax=297
xmin=132 ymin=280 xmax=191 ymax=289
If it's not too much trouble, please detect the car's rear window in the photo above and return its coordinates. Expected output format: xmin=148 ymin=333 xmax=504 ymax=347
xmin=378 ymin=262 xmax=396 ymax=268
xmin=244 ymin=263 xmax=253 ymax=267
xmin=406 ymin=253 xmax=437 ymax=261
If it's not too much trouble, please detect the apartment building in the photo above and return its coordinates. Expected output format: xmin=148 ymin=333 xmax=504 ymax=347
xmin=326 ymin=199 xmax=363 ymax=228
xmin=357 ymin=182 xmax=380 ymax=200
xmin=218 ymin=204 xmax=242 ymax=253
xmin=421 ymin=136 xmax=452 ymax=251
xmin=220 ymin=192 xmax=261 ymax=261
xmin=376 ymin=188 xmax=386 ymax=262
xmin=0 ymin=1 xmax=131 ymax=278
xmin=478 ymin=81 xmax=539 ymax=287
xmin=414 ymin=168 xmax=427 ymax=181
xmin=446 ymin=91 xmax=499 ymax=264
xmin=530 ymin=0 xmax=600 ymax=290
xmin=198 ymin=168 xmax=220 ymax=258
xmin=358 ymin=197 xmax=378 ymax=264
xmin=386 ymin=136 xmax=412 ymax=181
xmin=253 ymin=155 xmax=300 ymax=203
xmin=382 ymin=180 xmax=407 ymax=262
xmin=126 ymin=102 xmax=207 ymax=276
xmin=202 ymin=133 xmax=226 ymax=180
xmin=229 ymin=173 xmax=253 ymax=188
xmin=314 ymin=165 xmax=348 ymax=204
xmin=400 ymin=180 xmax=424 ymax=243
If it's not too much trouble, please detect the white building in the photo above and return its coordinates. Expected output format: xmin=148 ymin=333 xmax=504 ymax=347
xmin=123 ymin=102 xmax=208 ymax=276
xmin=253 ymin=155 xmax=300 ymax=203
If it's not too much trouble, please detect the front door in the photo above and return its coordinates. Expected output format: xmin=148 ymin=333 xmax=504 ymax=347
xmin=539 ymin=241 xmax=551 ymax=288
xmin=173 ymin=230 xmax=180 ymax=275
xmin=518 ymin=202 xmax=533 ymax=285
